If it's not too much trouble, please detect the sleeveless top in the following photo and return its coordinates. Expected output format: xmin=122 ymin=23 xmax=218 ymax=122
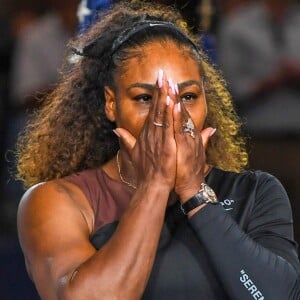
xmin=64 ymin=168 xmax=300 ymax=299
xmin=66 ymin=168 xmax=134 ymax=234
xmin=65 ymin=168 xmax=229 ymax=299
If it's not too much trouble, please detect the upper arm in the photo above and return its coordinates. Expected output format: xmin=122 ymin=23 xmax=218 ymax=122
xmin=17 ymin=181 xmax=97 ymax=299
xmin=247 ymin=173 xmax=300 ymax=273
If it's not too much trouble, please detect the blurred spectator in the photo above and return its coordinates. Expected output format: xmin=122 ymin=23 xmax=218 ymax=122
xmin=0 ymin=1 xmax=43 ymax=155
xmin=218 ymin=0 xmax=300 ymax=136
xmin=218 ymin=0 xmax=300 ymax=243
xmin=0 ymin=2 xmax=47 ymax=299
xmin=11 ymin=0 xmax=79 ymax=108
xmin=0 ymin=0 xmax=46 ymax=236
xmin=1 ymin=2 xmax=79 ymax=298
xmin=0 ymin=0 xmax=79 ymax=236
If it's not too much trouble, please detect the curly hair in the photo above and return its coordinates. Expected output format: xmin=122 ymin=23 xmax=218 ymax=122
xmin=16 ymin=0 xmax=248 ymax=187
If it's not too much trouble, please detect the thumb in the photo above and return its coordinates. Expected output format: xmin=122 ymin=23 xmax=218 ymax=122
xmin=200 ymin=127 xmax=216 ymax=150
xmin=113 ymin=128 xmax=136 ymax=152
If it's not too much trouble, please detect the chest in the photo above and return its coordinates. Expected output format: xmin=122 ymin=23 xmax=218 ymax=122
xmin=91 ymin=217 xmax=232 ymax=299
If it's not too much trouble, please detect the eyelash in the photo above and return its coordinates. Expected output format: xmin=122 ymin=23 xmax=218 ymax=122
xmin=133 ymin=93 xmax=198 ymax=103
xmin=181 ymin=93 xmax=198 ymax=102
xmin=133 ymin=94 xmax=152 ymax=103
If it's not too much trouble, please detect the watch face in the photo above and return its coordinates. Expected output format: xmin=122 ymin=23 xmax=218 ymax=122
xmin=202 ymin=184 xmax=218 ymax=202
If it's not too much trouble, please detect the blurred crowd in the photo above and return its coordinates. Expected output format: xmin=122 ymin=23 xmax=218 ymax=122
xmin=0 ymin=0 xmax=300 ymax=298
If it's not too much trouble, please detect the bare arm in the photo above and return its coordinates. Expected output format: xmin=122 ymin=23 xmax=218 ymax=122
xmin=18 ymin=180 xmax=170 ymax=300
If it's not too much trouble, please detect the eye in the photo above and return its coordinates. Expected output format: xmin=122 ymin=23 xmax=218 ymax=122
xmin=181 ymin=93 xmax=198 ymax=102
xmin=133 ymin=94 xmax=152 ymax=103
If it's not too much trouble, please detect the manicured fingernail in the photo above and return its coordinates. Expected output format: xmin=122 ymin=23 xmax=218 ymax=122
xmin=113 ymin=129 xmax=120 ymax=137
xmin=158 ymin=69 xmax=163 ymax=88
xmin=210 ymin=128 xmax=217 ymax=137
xmin=166 ymin=96 xmax=171 ymax=106
xmin=174 ymin=83 xmax=179 ymax=95
xmin=168 ymin=78 xmax=175 ymax=95
xmin=177 ymin=102 xmax=181 ymax=112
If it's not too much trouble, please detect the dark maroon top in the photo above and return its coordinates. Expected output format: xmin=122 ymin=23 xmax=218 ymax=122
xmin=65 ymin=168 xmax=134 ymax=234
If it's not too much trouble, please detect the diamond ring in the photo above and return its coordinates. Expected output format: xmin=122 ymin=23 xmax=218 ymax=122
xmin=183 ymin=118 xmax=195 ymax=138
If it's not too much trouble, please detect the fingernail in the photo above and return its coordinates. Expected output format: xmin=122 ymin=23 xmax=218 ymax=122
xmin=171 ymin=84 xmax=176 ymax=95
xmin=177 ymin=102 xmax=181 ymax=112
xmin=166 ymin=96 xmax=171 ymax=106
xmin=210 ymin=128 xmax=217 ymax=137
xmin=168 ymin=78 xmax=175 ymax=95
xmin=158 ymin=69 xmax=163 ymax=88
xmin=113 ymin=129 xmax=120 ymax=137
xmin=174 ymin=83 xmax=179 ymax=95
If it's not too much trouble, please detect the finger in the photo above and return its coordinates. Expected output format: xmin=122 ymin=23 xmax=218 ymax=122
xmin=162 ymin=96 xmax=174 ymax=141
xmin=180 ymin=99 xmax=191 ymax=124
xmin=200 ymin=127 xmax=216 ymax=150
xmin=114 ymin=128 xmax=136 ymax=152
xmin=167 ymin=79 xmax=180 ymax=110
xmin=174 ymin=102 xmax=199 ymax=145
xmin=153 ymin=70 xmax=168 ymax=125
xmin=142 ymin=69 xmax=163 ymax=125
xmin=171 ymin=80 xmax=190 ymax=123
xmin=167 ymin=78 xmax=176 ymax=97
xmin=173 ymin=102 xmax=183 ymax=136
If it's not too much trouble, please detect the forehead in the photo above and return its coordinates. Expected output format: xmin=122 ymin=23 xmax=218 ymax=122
xmin=117 ymin=41 xmax=202 ymax=84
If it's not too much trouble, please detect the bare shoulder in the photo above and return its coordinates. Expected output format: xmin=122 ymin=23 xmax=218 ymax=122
xmin=19 ymin=179 xmax=83 ymax=208
xmin=18 ymin=181 xmax=74 ymax=229
xmin=18 ymin=179 xmax=94 ymax=236
xmin=17 ymin=180 xmax=96 ymax=297
xmin=19 ymin=179 xmax=78 ymax=210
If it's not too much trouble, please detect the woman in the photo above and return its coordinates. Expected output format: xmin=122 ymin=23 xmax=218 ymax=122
xmin=17 ymin=1 xmax=300 ymax=299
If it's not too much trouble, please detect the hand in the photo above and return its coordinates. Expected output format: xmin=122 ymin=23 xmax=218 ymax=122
xmin=172 ymin=98 xmax=215 ymax=202
xmin=115 ymin=70 xmax=177 ymax=191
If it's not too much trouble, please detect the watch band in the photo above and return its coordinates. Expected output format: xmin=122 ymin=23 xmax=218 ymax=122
xmin=180 ymin=183 xmax=218 ymax=215
xmin=181 ymin=194 xmax=206 ymax=215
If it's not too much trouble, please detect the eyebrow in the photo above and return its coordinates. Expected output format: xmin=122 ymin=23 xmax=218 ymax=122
xmin=126 ymin=80 xmax=203 ymax=92
xmin=177 ymin=80 xmax=202 ymax=90
xmin=126 ymin=83 xmax=155 ymax=92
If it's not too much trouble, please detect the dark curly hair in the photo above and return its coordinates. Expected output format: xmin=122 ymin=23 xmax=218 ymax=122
xmin=16 ymin=0 xmax=248 ymax=187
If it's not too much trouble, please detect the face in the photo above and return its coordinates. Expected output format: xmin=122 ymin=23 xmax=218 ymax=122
xmin=105 ymin=41 xmax=207 ymax=138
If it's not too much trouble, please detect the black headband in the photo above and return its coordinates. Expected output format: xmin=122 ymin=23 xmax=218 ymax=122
xmin=72 ymin=19 xmax=199 ymax=60
xmin=111 ymin=20 xmax=199 ymax=55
